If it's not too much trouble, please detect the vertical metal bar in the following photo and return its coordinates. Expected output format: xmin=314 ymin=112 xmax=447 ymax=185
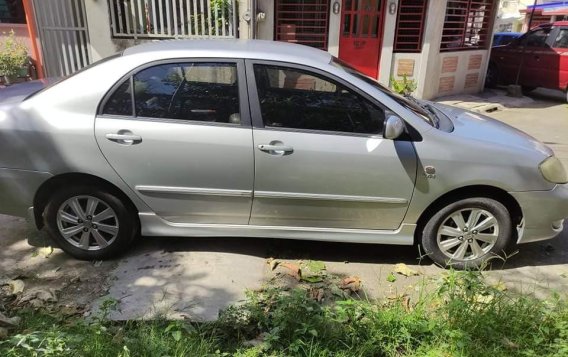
xmin=218 ymin=0 xmax=224 ymax=37
xmin=206 ymin=0 xmax=212 ymax=36
xmin=173 ymin=0 xmax=179 ymax=37
xmin=178 ymin=0 xmax=185 ymax=36
xmin=116 ymin=0 xmax=125 ymax=35
xmin=124 ymin=0 xmax=132 ymax=35
xmin=151 ymin=0 xmax=158 ymax=35
xmin=74 ymin=0 xmax=87 ymax=67
xmin=67 ymin=0 xmax=82 ymax=72
xmin=137 ymin=0 xmax=145 ymax=35
xmin=189 ymin=0 xmax=193 ymax=37
xmin=200 ymin=0 xmax=206 ymax=36
xmin=166 ymin=0 xmax=172 ymax=36
xmin=230 ymin=0 xmax=236 ymax=37
xmin=109 ymin=0 xmax=117 ymax=36
xmin=193 ymin=0 xmax=199 ymax=35
xmin=52 ymin=0 xmax=71 ymax=76
xmin=133 ymin=0 xmax=141 ymax=37
xmin=157 ymin=0 xmax=164 ymax=34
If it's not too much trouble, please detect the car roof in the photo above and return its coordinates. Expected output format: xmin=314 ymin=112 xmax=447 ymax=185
xmin=122 ymin=39 xmax=332 ymax=64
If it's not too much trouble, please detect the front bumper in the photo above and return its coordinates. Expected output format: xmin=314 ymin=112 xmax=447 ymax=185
xmin=0 ymin=168 xmax=51 ymax=218
xmin=510 ymin=184 xmax=568 ymax=244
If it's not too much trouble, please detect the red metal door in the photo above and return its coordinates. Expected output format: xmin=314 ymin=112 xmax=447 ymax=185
xmin=339 ymin=0 xmax=386 ymax=78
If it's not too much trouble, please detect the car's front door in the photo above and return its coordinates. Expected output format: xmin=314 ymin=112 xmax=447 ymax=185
xmin=95 ymin=59 xmax=254 ymax=224
xmin=246 ymin=61 xmax=417 ymax=230
xmin=520 ymin=27 xmax=557 ymax=89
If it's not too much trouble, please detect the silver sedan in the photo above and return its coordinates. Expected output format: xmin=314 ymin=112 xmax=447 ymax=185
xmin=1 ymin=40 xmax=567 ymax=269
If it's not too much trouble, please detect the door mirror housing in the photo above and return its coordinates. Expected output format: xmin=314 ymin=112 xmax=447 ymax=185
xmin=384 ymin=115 xmax=405 ymax=140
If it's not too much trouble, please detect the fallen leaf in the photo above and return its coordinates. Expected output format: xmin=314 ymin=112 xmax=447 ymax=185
xmin=402 ymin=295 xmax=411 ymax=312
xmin=386 ymin=273 xmax=397 ymax=283
xmin=93 ymin=260 xmax=103 ymax=267
xmin=266 ymin=258 xmax=280 ymax=271
xmin=281 ymin=262 xmax=301 ymax=281
xmin=8 ymin=280 xmax=25 ymax=295
xmin=36 ymin=247 xmax=54 ymax=258
xmin=393 ymin=263 xmax=420 ymax=277
xmin=19 ymin=288 xmax=58 ymax=308
xmin=502 ymin=337 xmax=519 ymax=349
xmin=309 ymin=288 xmax=325 ymax=302
xmin=340 ymin=276 xmax=362 ymax=292
xmin=560 ymin=272 xmax=567 ymax=279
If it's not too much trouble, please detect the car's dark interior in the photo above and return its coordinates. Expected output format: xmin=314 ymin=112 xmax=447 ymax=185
xmin=132 ymin=63 xmax=240 ymax=123
xmin=253 ymin=65 xmax=384 ymax=135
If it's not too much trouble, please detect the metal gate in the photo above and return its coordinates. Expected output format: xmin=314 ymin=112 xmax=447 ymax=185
xmin=33 ymin=0 xmax=92 ymax=77
xmin=275 ymin=0 xmax=330 ymax=50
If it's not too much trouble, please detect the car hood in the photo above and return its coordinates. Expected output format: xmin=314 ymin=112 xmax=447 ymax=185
xmin=0 ymin=78 xmax=60 ymax=106
xmin=432 ymin=102 xmax=553 ymax=158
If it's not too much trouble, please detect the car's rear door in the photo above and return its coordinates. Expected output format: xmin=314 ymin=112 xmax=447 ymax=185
xmin=551 ymin=27 xmax=568 ymax=91
xmin=95 ymin=59 xmax=254 ymax=224
xmin=246 ymin=61 xmax=417 ymax=230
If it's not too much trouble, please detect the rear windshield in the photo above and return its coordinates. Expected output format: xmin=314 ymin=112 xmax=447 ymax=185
xmin=25 ymin=53 xmax=122 ymax=101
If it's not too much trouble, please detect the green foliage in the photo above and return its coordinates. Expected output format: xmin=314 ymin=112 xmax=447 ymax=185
xmin=1 ymin=270 xmax=567 ymax=356
xmin=0 ymin=30 xmax=28 ymax=78
xmin=390 ymin=75 xmax=418 ymax=96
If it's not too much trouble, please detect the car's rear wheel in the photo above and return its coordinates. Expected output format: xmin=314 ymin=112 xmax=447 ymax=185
xmin=44 ymin=186 xmax=138 ymax=260
xmin=421 ymin=197 xmax=513 ymax=269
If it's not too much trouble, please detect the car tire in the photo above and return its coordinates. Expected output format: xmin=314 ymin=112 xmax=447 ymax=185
xmin=421 ymin=197 xmax=513 ymax=270
xmin=44 ymin=185 xmax=138 ymax=260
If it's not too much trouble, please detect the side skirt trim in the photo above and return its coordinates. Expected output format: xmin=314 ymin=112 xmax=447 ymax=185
xmin=139 ymin=213 xmax=415 ymax=245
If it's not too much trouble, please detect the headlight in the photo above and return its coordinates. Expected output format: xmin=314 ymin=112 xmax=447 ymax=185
xmin=539 ymin=156 xmax=568 ymax=184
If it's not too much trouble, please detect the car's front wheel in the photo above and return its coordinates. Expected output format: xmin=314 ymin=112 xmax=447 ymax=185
xmin=44 ymin=186 xmax=138 ymax=260
xmin=421 ymin=197 xmax=513 ymax=269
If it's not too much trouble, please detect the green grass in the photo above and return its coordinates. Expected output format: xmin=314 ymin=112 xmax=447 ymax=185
xmin=1 ymin=270 xmax=568 ymax=357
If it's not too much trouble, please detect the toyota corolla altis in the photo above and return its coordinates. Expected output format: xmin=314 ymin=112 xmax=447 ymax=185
xmin=1 ymin=40 xmax=567 ymax=269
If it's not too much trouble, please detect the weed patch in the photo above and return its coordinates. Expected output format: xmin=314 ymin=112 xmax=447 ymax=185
xmin=1 ymin=270 xmax=567 ymax=356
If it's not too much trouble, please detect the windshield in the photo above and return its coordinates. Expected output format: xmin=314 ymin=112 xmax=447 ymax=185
xmin=25 ymin=53 xmax=122 ymax=101
xmin=331 ymin=57 xmax=434 ymax=127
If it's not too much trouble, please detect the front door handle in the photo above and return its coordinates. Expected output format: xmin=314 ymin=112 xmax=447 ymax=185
xmin=257 ymin=144 xmax=294 ymax=155
xmin=105 ymin=133 xmax=142 ymax=145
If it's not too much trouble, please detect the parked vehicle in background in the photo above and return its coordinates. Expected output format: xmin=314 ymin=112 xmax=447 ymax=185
xmin=492 ymin=32 xmax=522 ymax=47
xmin=488 ymin=22 xmax=568 ymax=102
xmin=1 ymin=40 xmax=567 ymax=269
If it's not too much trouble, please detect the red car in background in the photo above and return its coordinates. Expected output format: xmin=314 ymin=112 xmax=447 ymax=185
xmin=488 ymin=21 xmax=568 ymax=102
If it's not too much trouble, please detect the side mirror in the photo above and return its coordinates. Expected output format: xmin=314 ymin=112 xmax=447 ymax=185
xmin=384 ymin=115 xmax=405 ymax=140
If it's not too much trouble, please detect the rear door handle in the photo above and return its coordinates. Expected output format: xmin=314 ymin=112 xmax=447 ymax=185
xmin=257 ymin=144 xmax=294 ymax=155
xmin=105 ymin=133 xmax=142 ymax=145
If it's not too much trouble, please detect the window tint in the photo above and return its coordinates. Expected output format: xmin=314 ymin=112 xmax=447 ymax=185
xmin=522 ymin=29 xmax=550 ymax=48
xmin=253 ymin=65 xmax=384 ymax=135
xmin=133 ymin=62 xmax=240 ymax=123
xmin=554 ymin=29 xmax=568 ymax=49
xmin=102 ymin=80 xmax=133 ymax=116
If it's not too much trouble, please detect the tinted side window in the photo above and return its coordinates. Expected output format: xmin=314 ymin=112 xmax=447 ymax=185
xmin=102 ymin=80 xmax=133 ymax=116
xmin=133 ymin=62 xmax=240 ymax=124
xmin=253 ymin=65 xmax=384 ymax=135
xmin=554 ymin=29 xmax=568 ymax=49
xmin=522 ymin=29 xmax=550 ymax=48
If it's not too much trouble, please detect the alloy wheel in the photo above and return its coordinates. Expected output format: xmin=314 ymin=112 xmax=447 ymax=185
xmin=56 ymin=195 xmax=119 ymax=251
xmin=436 ymin=208 xmax=499 ymax=261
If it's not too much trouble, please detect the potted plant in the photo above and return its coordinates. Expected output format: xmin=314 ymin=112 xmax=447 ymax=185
xmin=389 ymin=75 xmax=418 ymax=96
xmin=0 ymin=30 xmax=28 ymax=85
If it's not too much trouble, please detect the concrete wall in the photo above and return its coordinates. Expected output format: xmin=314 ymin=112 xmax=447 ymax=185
xmin=389 ymin=0 xmax=495 ymax=100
